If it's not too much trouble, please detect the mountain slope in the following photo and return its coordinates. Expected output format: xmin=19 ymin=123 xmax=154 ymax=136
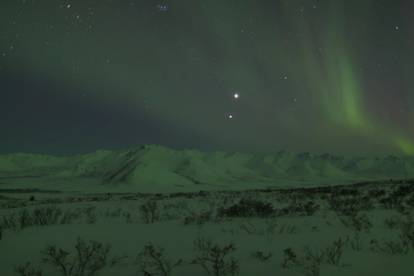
xmin=0 ymin=145 xmax=413 ymax=192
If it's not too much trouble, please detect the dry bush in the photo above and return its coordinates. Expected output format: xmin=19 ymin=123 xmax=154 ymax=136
xmin=218 ymin=199 xmax=274 ymax=218
xmin=339 ymin=212 xmax=372 ymax=232
xmin=1 ymin=206 xmax=90 ymax=231
xmin=251 ymin=250 xmax=272 ymax=262
xmin=324 ymin=238 xmax=346 ymax=266
xmin=383 ymin=216 xmax=402 ymax=229
xmin=192 ymin=237 xmax=239 ymax=276
xmin=347 ymin=232 xmax=363 ymax=251
xmin=281 ymin=246 xmax=324 ymax=276
xmin=400 ymin=217 xmax=414 ymax=249
xmin=183 ymin=210 xmax=212 ymax=226
xmin=282 ymin=238 xmax=346 ymax=276
xmin=140 ymin=200 xmax=160 ymax=224
xmin=281 ymin=248 xmax=298 ymax=268
xmin=41 ymin=237 xmax=122 ymax=276
xmin=329 ymin=196 xmax=373 ymax=216
xmin=370 ymin=238 xmax=409 ymax=255
xmin=136 ymin=243 xmax=182 ymax=276
xmin=301 ymin=246 xmax=325 ymax=276
xmin=14 ymin=262 xmax=43 ymax=276
xmin=277 ymin=201 xmax=320 ymax=217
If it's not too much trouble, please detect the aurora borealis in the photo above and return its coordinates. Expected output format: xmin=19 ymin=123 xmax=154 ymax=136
xmin=1 ymin=0 xmax=413 ymax=155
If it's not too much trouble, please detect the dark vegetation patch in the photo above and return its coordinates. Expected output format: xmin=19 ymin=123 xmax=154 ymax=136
xmin=218 ymin=199 xmax=275 ymax=218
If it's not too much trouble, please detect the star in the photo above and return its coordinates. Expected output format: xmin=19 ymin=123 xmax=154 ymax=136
xmin=228 ymin=114 xmax=233 ymax=119
xmin=233 ymin=93 xmax=239 ymax=99
xmin=157 ymin=4 xmax=168 ymax=12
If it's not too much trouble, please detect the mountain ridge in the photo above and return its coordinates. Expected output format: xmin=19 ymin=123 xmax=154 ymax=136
xmin=0 ymin=144 xmax=413 ymax=192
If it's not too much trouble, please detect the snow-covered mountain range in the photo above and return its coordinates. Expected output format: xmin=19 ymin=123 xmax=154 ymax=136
xmin=0 ymin=145 xmax=413 ymax=192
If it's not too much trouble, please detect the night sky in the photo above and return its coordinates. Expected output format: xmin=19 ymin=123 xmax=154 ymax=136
xmin=1 ymin=0 xmax=413 ymax=155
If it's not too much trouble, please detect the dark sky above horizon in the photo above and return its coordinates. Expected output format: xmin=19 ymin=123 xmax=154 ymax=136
xmin=1 ymin=0 xmax=413 ymax=156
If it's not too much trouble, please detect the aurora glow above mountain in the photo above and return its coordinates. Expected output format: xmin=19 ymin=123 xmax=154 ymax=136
xmin=1 ymin=0 xmax=413 ymax=155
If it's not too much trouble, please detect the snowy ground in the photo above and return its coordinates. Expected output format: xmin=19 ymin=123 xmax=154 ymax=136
xmin=1 ymin=180 xmax=414 ymax=276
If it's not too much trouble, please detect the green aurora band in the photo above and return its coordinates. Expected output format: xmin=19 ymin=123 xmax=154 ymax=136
xmin=1 ymin=0 xmax=413 ymax=155
xmin=288 ymin=1 xmax=414 ymax=155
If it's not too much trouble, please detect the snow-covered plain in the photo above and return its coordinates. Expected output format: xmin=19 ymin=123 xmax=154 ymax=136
xmin=1 ymin=146 xmax=413 ymax=275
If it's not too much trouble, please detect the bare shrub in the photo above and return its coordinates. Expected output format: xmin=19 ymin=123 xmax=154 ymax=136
xmin=277 ymin=201 xmax=320 ymax=216
xmin=140 ymin=201 xmax=160 ymax=224
xmin=278 ymin=224 xmax=298 ymax=234
xmin=264 ymin=219 xmax=278 ymax=235
xmin=370 ymin=216 xmax=414 ymax=254
xmin=14 ymin=262 xmax=43 ymax=276
xmin=136 ymin=243 xmax=182 ymax=276
xmin=301 ymin=246 xmax=325 ymax=276
xmin=2 ymin=213 xmax=19 ymax=231
xmin=281 ymin=248 xmax=298 ymax=268
xmin=400 ymin=217 xmax=414 ymax=250
xmin=406 ymin=194 xmax=414 ymax=207
xmin=1 ymin=206 xmax=87 ymax=231
xmin=31 ymin=206 xmax=63 ymax=225
xmin=41 ymin=237 xmax=120 ymax=276
xmin=18 ymin=209 xmax=33 ymax=228
xmin=251 ymin=251 xmax=272 ymax=262
xmin=339 ymin=213 xmax=372 ymax=232
xmin=324 ymin=238 xmax=345 ymax=266
xmin=383 ymin=217 xmax=401 ymax=230
xmin=104 ymin=208 xmax=122 ymax=218
xmin=347 ymin=232 xmax=363 ymax=251
xmin=239 ymin=221 xmax=259 ymax=235
xmin=84 ymin=207 xmax=97 ymax=224
xmin=60 ymin=209 xmax=84 ymax=224
xmin=370 ymin=238 xmax=409 ymax=255
xmin=281 ymin=246 xmax=324 ymax=276
xmin=192 ymin=237 xmax=239 ymax=276
xmin=218 ymin=199 xmax=274 ymax=218
xmin=183 ymin=211 xmax=212 ymax=226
